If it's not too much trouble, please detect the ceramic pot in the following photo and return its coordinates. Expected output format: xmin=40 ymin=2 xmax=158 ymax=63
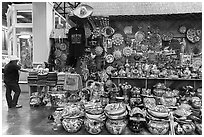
xmin=128 ymin=117 xmax=146 ymax=133
xmin=147 ymin=105 xmax=169 ymax=118
xmin=84 ymin=118 xmax=104 ymax=134
xmin=175 ymin=121 xmax=196 ymax=135
xmin=61 ymin=102 xmax=84 ymax=118
xmin=62 ymin=118 xmax=83 ymax=133
xmin=153 ymin=88 xmax=166 ymax=97
xmin=191 ymin=97 xmax=202 ymax=109
xmin=106 ymin=118 xmax=127 ymax=134
xmin=160 ymin=97 xmax=177 ymax=107
xmin=147 ymin=120 xmax=169 ymax=135
xmin=106 ymin=110 xmax=128 ymax=120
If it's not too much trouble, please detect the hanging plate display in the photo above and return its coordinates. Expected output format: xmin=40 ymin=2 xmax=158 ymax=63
xmin=101 ymin=26 xmax=115 ymax=37
xmin=135 ymin=31 xmax=145 ymax=43
xmin=55 ymin=58 xmax=61 ymax=66
xmin=123 ymin=46 xmax=133 ymax=57
xmin=187 ymin=28 xmax=201 ymax=43
xmin=149 ymin=33 xmax=162 ymax=51
xmin=60 ymin=43 xmax=67 ymax=51
xmin=112 ymin=33 xmax=124 ymax=46
xmin=113 ymin=50 xmax=122 ymax=60
xmin=95 ymin=46 xmax=103 ymax=56
xmin=61 ymin=53 xmax=67 ymax=61
xmin=105 ymin=54 xmax=114 ymax=63
xmin=179 ymin=26 xmax=187 ymax=34
xmin=55 ymin=49 xmax=62 ymax=58
xmin=161 ymin=32 xmax=174 ymax=41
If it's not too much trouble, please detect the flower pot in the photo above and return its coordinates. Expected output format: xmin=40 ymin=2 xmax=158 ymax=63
xmin=62 ymin=118 xmax=83 ymax=133
xmin=147 ymin=120 xmax=169 ymax=135
xmin=106 ymin=118 xmax=127 ymax=134
xmin=84 ymin=118 xmax=104 ymax=134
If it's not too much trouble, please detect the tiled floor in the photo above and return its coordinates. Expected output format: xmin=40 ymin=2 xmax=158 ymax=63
xmin=1 ymin=83 xmax=151 ymax=135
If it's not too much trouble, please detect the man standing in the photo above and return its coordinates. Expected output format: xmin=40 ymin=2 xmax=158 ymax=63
xmin=3 ymin=56 xmax=27 ymax=108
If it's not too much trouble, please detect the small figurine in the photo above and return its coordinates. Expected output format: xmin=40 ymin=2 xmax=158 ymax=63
xmin=183 ymin=67 xmax=191 ymax=79
xmin=119 ymin=66 xmax=126 ymax=77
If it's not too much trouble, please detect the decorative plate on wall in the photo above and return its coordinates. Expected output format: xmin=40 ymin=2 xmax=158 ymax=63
xmin=113 ymin=50 xmax=122 ymax=60
xmin=112 ymin=33 xmax=124 ymax=46
xmin=179 ymin=26 xmax=187 ymax=34
xmin=101 ymin=26 xmax=115 ymax=37
xmin=105 ymin=54 xmax=114 ymax=63
xmin=135 ymin=31 xmax=145 ymax=43
xmin=187 ymin=28 xmax=201 ymax=43
xmin=60 ymin=43 xmax=67 ymax=51
xmin=123 ymin=46 xmax=133 ymax=57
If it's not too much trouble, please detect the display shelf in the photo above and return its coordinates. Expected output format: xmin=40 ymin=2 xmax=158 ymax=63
xmin=111 ymin=77 xmax=202 ymax=89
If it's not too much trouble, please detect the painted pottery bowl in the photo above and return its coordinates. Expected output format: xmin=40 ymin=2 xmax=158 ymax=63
xmin=147 ymin=105 xmax=169 ymax=118
xmin=147 ymin=120 xmax=169 ymax=135
xmin=62 ymin=118 xmax=83 ymax=133
xmin=61 ymin=102 xmax=84 ymax=118
xmin=84 ymin=118 xmax=105 ymax=134
xmin=106 ymin=118 xmax=127 ymax=134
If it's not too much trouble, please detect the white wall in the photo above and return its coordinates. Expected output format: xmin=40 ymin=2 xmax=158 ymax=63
xmin=84 ymin=2 xmax=202 ymax=16
xmin=32 ymin=2 xmax=53 ymax=64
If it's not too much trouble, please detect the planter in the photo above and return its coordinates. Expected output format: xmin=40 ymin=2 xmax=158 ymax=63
xmin=147 ymin=120 xmax=169 ymax=135
xmin=62 ymin=118 xmax=83 ymax=133
xmin=106 ymin=118 xmax=127 ymax=134
xmin=84 ymin=118 xmax=104 ymax=134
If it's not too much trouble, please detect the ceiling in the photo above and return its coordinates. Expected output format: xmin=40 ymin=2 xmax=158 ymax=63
xmin=2 ymin=2 xmax=202 ymax=27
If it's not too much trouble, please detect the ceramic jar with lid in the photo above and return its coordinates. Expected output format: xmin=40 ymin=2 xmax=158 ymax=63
xmin=106 ymin=118 xmax=127 ymax=134
xmin=147 ymin=120 xmax=170 ymax=135
xmin=62 ymin=118 xmax=83 ymax=133
xmin=128 ymin=107 xmax=146 ymax=132
xmin=84 ymin=118 xmax=105 ymax=134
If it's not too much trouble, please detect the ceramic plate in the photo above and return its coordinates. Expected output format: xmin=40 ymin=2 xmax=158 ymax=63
xmin=135 ymin=31 xmax=145 ymax=43
xmin=105 ymin=54 xmax=114 ymax=63
xmin=101 ymin=26 xmax=115 ymax=37
xmin=60 ymin=43 xmax=67 ymax=51
xmin=179 ymin=26 xmax=187 ymax=34
xmin=123 ymin=46 xmax=133 ymax=57
xmin=187 ymin=28 xmax=201 ymax=43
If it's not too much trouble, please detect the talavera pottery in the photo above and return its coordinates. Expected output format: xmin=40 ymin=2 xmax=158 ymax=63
xmin=84 ymin=118 xmax=105 ymax=134
xmin=187 ymin=28 xmax=201 ymax=43
xmin=175 ymin=120 xmax=196 ymax=135
xmin=143 ymin=97 xmax=156 ymax=109
xmin=104 ymin=103 xmax=126 ymax=115
xmin=106 ymin=110 xmax=128 ymax=120
xmin=160 ymin=96 xmax=177 ymax=107
xmin=112 ymin=33 xmax=124 ymax=46
xmin=62 ymin=118 xmax=83 ymax=133
xmin=101 ymin=26 xmax=115 ymax=37
xmin=61 ymin=102 xmax=84 ymax=118
xmin=85 ymin=102 xmax=104 ymax=115
xmin=106 ymin=118 xmax=127 ymax=134
xmin=85 ymin=112 xmax=106 ymax=121
xmin=95 ymin=46 xmax=103 ymax=56
xmin=147 ymin=105 xmax=169 ymax=118
xmin=105 ymin=54 xmax=114 ymax=63
xmin=147 ymin=120 xmax=170 ymax=135
xmin=128 ymin=117 xmax=146 ymax=133
xmin=123 ymin=46 xmax=133 ymax=57
xmin=191 ymin=96 xmax=202 ymax=109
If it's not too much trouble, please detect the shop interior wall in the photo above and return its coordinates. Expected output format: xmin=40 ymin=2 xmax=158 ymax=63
xmin=109 ymin=14 xmax=202 ymax=54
